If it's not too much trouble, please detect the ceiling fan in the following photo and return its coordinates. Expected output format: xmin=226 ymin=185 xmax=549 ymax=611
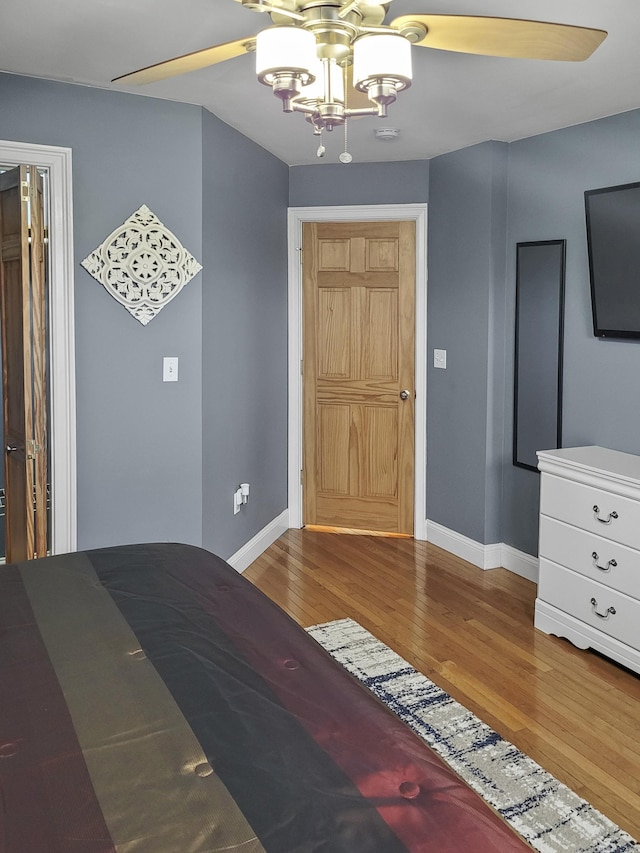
xmin=113 ymin=0 xmax=607 ymax=143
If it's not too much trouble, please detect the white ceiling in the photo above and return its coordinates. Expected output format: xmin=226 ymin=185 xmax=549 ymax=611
xmin=1 ymin=0 xmax=639 ymax=166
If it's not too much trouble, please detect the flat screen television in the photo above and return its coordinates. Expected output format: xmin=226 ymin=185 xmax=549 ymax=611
xmin=585 ymin=181 xmax=640 ymax=339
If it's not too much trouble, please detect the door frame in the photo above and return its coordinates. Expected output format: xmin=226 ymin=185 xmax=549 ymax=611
xmin=287 ymin=203 xmax=427 ymax=540
xmin=0 ymin=140 xmax=76 ymax=556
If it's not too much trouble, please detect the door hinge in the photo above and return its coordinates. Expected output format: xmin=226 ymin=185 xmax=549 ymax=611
xmin=300 ymin=469 xmax=304 ymax=485
xmin=297 ymin=246 xmax=303 ymax=264
xmin=300 ymin=358 xmax=304 ymax=376
xmin=27 ymin=439 xmax=42 ymax=460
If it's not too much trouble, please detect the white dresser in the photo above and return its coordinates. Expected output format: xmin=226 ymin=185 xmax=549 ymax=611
xmin=535 ymin=445 xmax=640 ymax=675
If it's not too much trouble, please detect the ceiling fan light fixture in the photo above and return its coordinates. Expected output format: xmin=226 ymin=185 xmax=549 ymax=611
xmin=256 ymin=26 xmax=317 ymax=93
xmin=352 ymin=32 xmax=412 ymax=105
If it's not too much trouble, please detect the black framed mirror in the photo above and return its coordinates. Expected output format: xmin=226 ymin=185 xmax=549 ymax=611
xmin=513 ymin=240 xmax=566 ymax=471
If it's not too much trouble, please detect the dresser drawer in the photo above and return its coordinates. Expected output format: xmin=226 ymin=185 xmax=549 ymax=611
xmin=540 ymin=474 xmax=640 ymax=550
xmin=538 ymin=558 xmax=640 ymax=650
xmin=539 ymin=516 xmax=640 ymax=599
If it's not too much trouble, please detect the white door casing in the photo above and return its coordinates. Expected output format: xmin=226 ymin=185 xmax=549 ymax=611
xmin=288 ymin=203 xmax=427 ymax=540
xmin=0 ymin=140 xmax=77 ymax=556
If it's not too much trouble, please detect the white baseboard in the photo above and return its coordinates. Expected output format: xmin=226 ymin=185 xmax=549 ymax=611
xmin=227 ymin=509 xmax=290 ymax=573
xmin=426 ymin=520 xmax=499 ymax=569
xmin=426 ymin=519 xmax=539 ymax=583
xmin=500 ymin=543 xmax=539 ymax=583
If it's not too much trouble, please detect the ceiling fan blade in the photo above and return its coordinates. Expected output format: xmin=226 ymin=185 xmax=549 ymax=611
xmin=112 ymin=36 xmax=257 ymax=85
xmin=390 ymin=15 xmax=607 ymax=61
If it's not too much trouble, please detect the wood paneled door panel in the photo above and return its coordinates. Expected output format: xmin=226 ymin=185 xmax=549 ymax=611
xmin=303 ymin=220 xmax=415 ymax=534
xmin=0 ymin=165 xmax=48 ymax=562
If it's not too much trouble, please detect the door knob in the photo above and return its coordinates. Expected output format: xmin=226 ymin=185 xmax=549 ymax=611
xmin=399 ymin=389 xmax=412 ymax=400
xmin=5 ymin=445 xmax=18 ymax=453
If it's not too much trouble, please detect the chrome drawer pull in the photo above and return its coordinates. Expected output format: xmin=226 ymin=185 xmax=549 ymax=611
xmin=592 ymin=505 xmax=619 ymax=524
xmin=591 ymin=551 xmax=617 ymax=572
xmin=590 ymin=597 xmax=616 ymax=619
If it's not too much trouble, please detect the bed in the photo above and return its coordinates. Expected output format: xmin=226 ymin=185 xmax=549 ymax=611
xmin=0 ymin=542 xmax=530 ymax=852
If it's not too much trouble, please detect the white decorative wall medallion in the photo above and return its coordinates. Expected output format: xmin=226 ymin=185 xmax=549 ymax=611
xmin=81 ymin=204 xmax=202 ymax=325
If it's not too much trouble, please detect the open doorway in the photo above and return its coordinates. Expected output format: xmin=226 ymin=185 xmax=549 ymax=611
xmin=0 ymin=164 xmax=50 ymax=560
xmin=0 ymin=140 xmax=76 ymax=561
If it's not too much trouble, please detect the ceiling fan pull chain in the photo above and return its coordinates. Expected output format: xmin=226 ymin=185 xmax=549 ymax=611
xmin=339 ymin=116 xmax=353 ymax=163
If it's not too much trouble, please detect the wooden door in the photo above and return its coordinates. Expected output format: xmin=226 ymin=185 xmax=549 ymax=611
xmin=303 ymin=220 xmax=415 ymax=534
xmin=0 ymin=165 xmax=48 ymax=562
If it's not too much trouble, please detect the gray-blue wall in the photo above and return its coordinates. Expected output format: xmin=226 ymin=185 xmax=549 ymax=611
xmin=427 ymin=141 xmax=508 ymax=545
xmin=201 ymin=111 xmax=289 ymax=558
xmin=503 ymin=109 xmax=640 ymax=555
xmin=0 ymin=72 xmax=288 ymax=558
xmin=289 ymin=159 xmax=429 ymax=207
xmin=428 ymin=110 xmax=640 ymax=556
xmin=0 ymin=74 xmax=204 ymax=550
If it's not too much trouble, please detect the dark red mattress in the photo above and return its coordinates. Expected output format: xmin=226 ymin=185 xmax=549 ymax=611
xmin=0 ymin=542 xmax=530 ymax=852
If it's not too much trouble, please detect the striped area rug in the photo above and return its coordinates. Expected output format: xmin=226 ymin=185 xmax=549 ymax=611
xmin=308 ymin=618 xmax=638 ymax=853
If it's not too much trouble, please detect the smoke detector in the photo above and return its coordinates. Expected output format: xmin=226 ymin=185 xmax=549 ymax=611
xmin=374 ymin=127 xmax=400 ymax=142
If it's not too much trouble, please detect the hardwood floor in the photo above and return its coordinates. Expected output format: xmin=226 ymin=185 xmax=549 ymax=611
xmin=244 ymin=529 xmax=640 ymax=842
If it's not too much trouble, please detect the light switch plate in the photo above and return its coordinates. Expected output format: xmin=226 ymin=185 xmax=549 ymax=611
xmin=433 ymin=349 xmax=447 ymax=369
xmin=163 ymin=356 xmax=179 ymax=382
